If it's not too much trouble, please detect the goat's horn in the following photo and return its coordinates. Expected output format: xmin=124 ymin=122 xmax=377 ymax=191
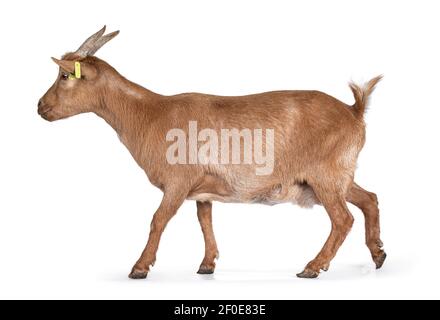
xmin=86 ymin=30 xmax=120 ymax=56
xmin=75 ymin=25 xmax=107 ymax=57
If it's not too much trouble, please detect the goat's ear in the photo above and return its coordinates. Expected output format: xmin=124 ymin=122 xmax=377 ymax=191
xmin=51 ymin=57 xmax=75 ymax=73
xmin=51 ymin=57 xmax=98 ymax=79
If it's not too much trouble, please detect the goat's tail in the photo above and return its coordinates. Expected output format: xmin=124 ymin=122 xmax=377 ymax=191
xmin=349 ymin=75 xmax=383 ymax=119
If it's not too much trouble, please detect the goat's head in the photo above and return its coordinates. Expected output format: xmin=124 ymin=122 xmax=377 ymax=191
xmin=38 ymin=26 xmax=119 ymax=121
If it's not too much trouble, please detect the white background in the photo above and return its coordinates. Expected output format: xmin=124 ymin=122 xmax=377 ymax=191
xmin=0 ymin=0 xmax=439 ymax=299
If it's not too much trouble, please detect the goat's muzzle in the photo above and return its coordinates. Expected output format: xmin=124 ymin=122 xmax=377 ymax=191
xmin=38 ymin=99 xmax=54 ymax=121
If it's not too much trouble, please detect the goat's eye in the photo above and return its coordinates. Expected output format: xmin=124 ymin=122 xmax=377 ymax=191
xmin=61 ymin=73 xmax=69 ymax=80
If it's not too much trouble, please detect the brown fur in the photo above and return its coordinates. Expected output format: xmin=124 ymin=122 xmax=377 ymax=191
xmin=38 ymin=28 xmax=385 ymax=279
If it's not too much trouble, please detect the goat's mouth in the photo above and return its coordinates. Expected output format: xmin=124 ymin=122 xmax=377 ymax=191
xmin=38 ymin=108 xmax=57 ymax=121
xmin=38 ymin=103 xmax=51 ymax=115
xmin=39 ymin=108 xmax=52 ymax=116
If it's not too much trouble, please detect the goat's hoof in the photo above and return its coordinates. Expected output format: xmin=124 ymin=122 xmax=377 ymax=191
xmin=296 ymin=268 xmax=319 ymax=279
xmin=128 ymin=268 xmax=149 ymax=279
xmin=374 ymin=251 xmax=387 ymax=269
xmin=197 ymin=265 xmax=215 ymax=274
xmin=321 ymin=263 xmax=330 ymax=272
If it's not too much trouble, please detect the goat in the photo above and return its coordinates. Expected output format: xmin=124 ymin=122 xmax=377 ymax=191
xmin=38 ymin=26 xmax=385 ymax=279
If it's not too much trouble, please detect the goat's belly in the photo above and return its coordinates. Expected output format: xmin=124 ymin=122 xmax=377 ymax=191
xmin=248 ymin=183 xmax=318 ymax=207
xmin=187 ymin=193 xmax=239 ymax=203
xmin=188 ymin=183 xmax=318 ymax=208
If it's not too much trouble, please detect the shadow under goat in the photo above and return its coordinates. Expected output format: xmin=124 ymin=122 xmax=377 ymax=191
xmin=38 ymin=26 xmax=386 ymax=279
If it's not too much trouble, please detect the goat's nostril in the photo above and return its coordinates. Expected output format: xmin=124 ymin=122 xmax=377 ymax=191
xmin=38 ymin=100 xmax=43 ymax=108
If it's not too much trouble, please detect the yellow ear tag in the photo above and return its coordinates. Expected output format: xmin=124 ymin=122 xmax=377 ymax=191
xmin=67 ymin=62 xmax=81 ymax=80
xmin=74 ymin=62 xmax=81 ymax=79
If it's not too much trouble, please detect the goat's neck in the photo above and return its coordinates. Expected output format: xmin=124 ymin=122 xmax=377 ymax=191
xmin=94 ymin=74 xmax=160 ymax=162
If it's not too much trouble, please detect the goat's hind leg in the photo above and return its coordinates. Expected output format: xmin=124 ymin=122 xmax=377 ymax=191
xmin=297 ymin=186 xmax=354 ymax=279
xmin=347 ymin=182 xmax=386 ymax=269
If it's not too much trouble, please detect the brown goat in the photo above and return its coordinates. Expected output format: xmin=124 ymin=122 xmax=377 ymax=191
xmin=38 ymin=26 xmax=385 ymax=279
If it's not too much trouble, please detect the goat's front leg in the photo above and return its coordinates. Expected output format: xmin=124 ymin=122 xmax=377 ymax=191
xmin=196 ymin=201 xmax=219 ymax=274
xmin=129 ymin=189 xmax=187 ymax=279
